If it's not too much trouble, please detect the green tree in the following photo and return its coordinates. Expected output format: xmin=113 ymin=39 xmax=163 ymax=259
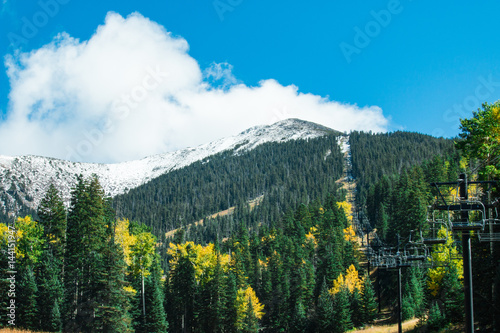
xmin=63 ymin=175 xmax=111 ymax=331
xmin=97 ymin=218 xmax=133 ymax=333
xmin=402 ymin=267 xmax=425 ymax=321
xmin=333 ymin=285 xmax=353 ymax=333
xmin=457 ymin=100 xmax=500 ymax=178
xmin=441 ymin=265 xmax=464 ymax=324
xmin=37 ymin=183 xmax=67 ymax=262
xmin=36 ymin=249 xmax=63 ymax=332
xmin=17 ymin=265 xmax=38 ymax=329
xmin=291 ymin=300 xmax=307 ymax=333
xmin=427 ymin=301 xmax=446 ymax=332
xmin=141 ymin=256 xmax=168 ymax=333
xmin=360 ymin=274 xmax=377 ymax=324
xmin=166 ymin=246 xmax=197 ymax=333
xmin=316 ymin=280 xmax=334 ymax=332
xmin=130 ymin=231 xmax=156 ymax=326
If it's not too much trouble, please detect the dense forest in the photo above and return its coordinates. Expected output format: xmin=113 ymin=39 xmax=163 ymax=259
xmin=113 ymin=135 xmax=344 ymax=235
xmin=0 ymin=174 xmax=376 ymax=332
xmin=349 ymin=131 xmax=457 ymax=203
xmin=1 ymin=101 xmax=500 ymax=332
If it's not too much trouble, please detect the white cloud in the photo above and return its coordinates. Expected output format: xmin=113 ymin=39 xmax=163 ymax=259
xmin=1 ymin=11 xmax=389 ymax=163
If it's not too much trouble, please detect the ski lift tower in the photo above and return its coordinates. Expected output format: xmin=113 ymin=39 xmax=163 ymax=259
xmin=430 ymin=173 xmax=497 ymax=333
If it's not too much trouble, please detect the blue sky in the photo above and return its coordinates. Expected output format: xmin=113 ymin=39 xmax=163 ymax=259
xmin=1 ymin=0 xmax=500 ymax=162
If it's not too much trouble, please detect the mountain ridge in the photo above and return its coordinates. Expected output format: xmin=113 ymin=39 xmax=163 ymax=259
xmin=0 ymin=118 xmax=340 ymax=215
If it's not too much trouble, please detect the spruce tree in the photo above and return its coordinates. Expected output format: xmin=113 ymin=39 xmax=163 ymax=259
xmin=37 ymin=183 xmax=66 ymax=262
xmin=37 ymin=249 xmax=63 ymax=332
xmin=350 ymin=288 xmax=363 ymax=327
xmin=316 ymin=279 xmax=334 ymax=332
xmin=360 ymin=274 xmax=377 ymax=324
xmin=427 ymin=301 xmax=446 ymax=331
xmin=97 ymin=218 xmax=133 ymax=333
xmin=49 ymin=299 xmax=63 ymax=332
xmin=17 ymin=265 xmax=38 ymax=330
xmin=142 ymin=256 xmax=168 ymax=333
xmin=200 ymin=251 xmax=227 ymax=333
xmin=291 ymin=300 xmax=307 ymax=333
xmin=442 ymin=264 xmax=464 ymax=324
xmin=224 ymin=269 xmax=238 ymax=333
xmin=167 ymin=246 xmax=197 ymax=333
xmin=63 ymin=175 xmax=110 ymax=331
xmin=333 ymin=286 xmax=352 ymax=333
xmin=242 ymin=298 xmax=259 ymax=333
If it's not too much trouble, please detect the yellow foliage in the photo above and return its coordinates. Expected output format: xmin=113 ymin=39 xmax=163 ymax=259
xmin=337 ymin=201 xmax=353 ymax=223
xmin=319 ymin=207 xmax=325 ymax=215
xmin=130 ymin=232 xmax=157 ymax=277
xmin=305 ymin=231 xmax=317 ymax=245
xmin=330 ymin=264 xmax=362 ymax=295
xmin=343 ymin=225 xmax=356 ymax=242
xmin=459 ymin=157 xmax=468 ymax=171
xmin=493 ymin=105 xmax=500 ymax=138
xmin=167 ymin=242 xmax=230 ymax=283
xmin=235 ymin=286 xmax=265 ymax=329
xmin=123 ymin=285 xmax=137 ymax=295
xmin=427 ymin=227 xmax=463 ymax=296
xmin=0 ymin=223 xmax=10 ymax=246
xmin=6 ymin=216 xmax=44 ymax=262
xmin=261 ymin=229 xmax=277 ymax=243
xmin=114 ymin=218 xmax=137 ymax=266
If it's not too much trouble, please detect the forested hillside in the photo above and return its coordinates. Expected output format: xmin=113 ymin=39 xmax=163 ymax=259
xmin=350 ymin=131 xmax=457 ymax=203
xmin=4 ymin=108 xmax=500 ymax=332
xmin=113 ymin=135 xmax=344 ymax=239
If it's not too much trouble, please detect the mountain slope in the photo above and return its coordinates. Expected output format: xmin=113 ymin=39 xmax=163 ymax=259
xmin=112 ymin=133 xmax=345 ymax=237
xmin=0 ymin=119 xmax=338 ymax=217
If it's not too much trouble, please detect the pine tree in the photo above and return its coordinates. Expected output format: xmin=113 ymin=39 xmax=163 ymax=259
xmin=360 ymin=274 xmax=377 ymax=324
xmin=427 ymin=301 xmax=446 ymax=331
xmin=142 ymin=257 xmax=168 ymax=333
xmin=49 ymin=299 xmax=62 ymax=332
xmin=442 ymin=264 xmax=464 ymax=324
xmin=96 ymin=218 xmax=133 ymax=333
xmin=63 ymin=175 xmax=110 ymax=331
xmin=316 ymin=279 xmax=334 ymax=332
xmin=333 ymin=286 xmax=352 ymax=333
xmin=350 ymin=288 xmax=363 ymax=327
xmin=37 ymin=183 xmax=66 ymax=263
xmin=167 ymin=246 xmax=197 ymax=333
xmin=242 ymin=298 xmax=259 ymax=333
xmin=291 ymin=300 xmax=307 ymax=333
xmin=17 ymin=265 xmax=38 ymax=329
xmin=36 ymin=249 xmax=63 ymax=332
xmin=224 ymin=269 xmax=238 ymax=333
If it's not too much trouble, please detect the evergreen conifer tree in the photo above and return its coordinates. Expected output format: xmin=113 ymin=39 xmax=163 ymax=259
xmin=360 ymin=274 xmax=377 ymax=324
xmin=37 ymin=183 xmax=66 ymax=263
xmin=37 ymin=249 xmax=63 ymax=332
xmin=333 ymin=286 xmax=352 ymax=333
xmin=96 ymin=218 xmax=133 ymax=333
xmin=63 ymin=175 xmax=112 ymax=331
xmin=442 ymin=264 xmax=464 ymax=324
xmin=17 ymin=265 xmax=38 ymax=330
xmin=291 ymin=300 xmax=307 ymax=333
xmin=316 ymin=279 xmax=334 ymax=332
xmin=142 ymin=256 xmax=168 ymax=333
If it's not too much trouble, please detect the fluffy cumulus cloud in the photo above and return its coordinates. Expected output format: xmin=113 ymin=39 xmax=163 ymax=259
xmin=1 ymin=12 xmax=389 ymax=163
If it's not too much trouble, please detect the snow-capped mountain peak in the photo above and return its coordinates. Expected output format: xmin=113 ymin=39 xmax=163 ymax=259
xmin=0 ymin=119 xmax=338 ymax=214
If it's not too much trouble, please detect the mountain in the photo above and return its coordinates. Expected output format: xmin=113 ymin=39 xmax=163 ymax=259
xmin=0 ymin=118 xmax=338 ymax=218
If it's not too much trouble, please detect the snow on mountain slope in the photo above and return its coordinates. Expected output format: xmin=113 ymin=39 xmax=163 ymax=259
xmin=0 ymin=119 xmax=339 ymax=214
